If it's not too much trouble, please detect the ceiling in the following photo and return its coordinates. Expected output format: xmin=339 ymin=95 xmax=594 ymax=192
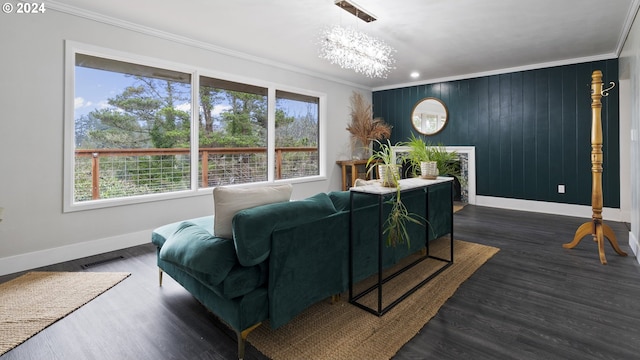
xmin=50 ymin=0 xmax=639 ymax=90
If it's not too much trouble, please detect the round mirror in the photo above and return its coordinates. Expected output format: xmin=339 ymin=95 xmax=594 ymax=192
xmin=411 ymin=97 xmax=448 ymax=135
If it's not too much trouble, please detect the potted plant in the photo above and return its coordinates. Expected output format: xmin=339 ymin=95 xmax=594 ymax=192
xmin=366 ymin=139 xmax=401 ymax=187
xmin=430 ymin=143 xmax=464 ymax=186
xmin=366 ymin=139 xmax=424 ymax=247
xmin=402 ymin=134 xmax=438 ymax=179
xmin=402 ymin=134 xmax=464 ymax=185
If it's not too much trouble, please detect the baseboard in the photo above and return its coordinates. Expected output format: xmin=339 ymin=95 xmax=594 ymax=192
xmin=630 ymin=231 xmax=640 ymax=265
xmin=0 ymin=229 xmax=151 ymax=276
xmin=475 ymin=196 xmax=623 ymax=222
xmin=0 ymin=197 xmax=627 ymax=276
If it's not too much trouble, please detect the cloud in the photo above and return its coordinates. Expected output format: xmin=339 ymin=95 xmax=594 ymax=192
xmin=176 ymin=102 xmax=191 ymax=112
xmin=74 ymin=97 xmax=93 ymax=109
xmin=212 ymin=104 xmax=232 ymax=116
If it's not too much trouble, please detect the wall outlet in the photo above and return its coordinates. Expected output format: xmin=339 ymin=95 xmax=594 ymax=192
xmin=558 ymin=185 xmax=565 ymax=194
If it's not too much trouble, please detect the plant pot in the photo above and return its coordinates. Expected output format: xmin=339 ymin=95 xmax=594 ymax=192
xmin=351 ymin=139 xmax=371 ymax=160
xmin=420 ymin=161 xmax=438 ymax=179
xmin=378 ymin=164 xmax=401 ymax=187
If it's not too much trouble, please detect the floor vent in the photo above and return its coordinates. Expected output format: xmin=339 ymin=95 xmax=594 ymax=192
xmin=81 ymin=255 xmax=125 ymax=269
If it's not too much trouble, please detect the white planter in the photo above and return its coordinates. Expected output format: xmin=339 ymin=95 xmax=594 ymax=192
xmin=420 ymin=161 xmax=438 ymax=179
xmin=378 ymin=164 xmax=401 ymax=187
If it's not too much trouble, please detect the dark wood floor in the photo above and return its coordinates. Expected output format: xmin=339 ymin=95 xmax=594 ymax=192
xmin=2 ymin=205 xmax=639 ymax=360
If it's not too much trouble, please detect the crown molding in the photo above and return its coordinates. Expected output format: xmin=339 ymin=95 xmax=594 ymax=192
xmin=45 ymin=0 xmax=638 ymax=93
xmin=46 ymin=1 xmax=371 ymax=91
xmin=373 ymin=53 xmax=618 ymax=92
xmin=616 ymin=0 xmax=640 ymax=56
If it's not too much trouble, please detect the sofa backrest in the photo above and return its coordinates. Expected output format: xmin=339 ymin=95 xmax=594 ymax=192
xmin=327 ymin=190 xmax=378 ymax=212
xmin=232 ymin=192 xmax=338 ymax=266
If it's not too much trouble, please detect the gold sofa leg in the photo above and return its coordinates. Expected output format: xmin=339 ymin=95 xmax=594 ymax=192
xmin=331 ymin=294 xmax=341 ymax=303
xmin=236 ymin=322 xmax=261 ymax=360
xmin=158 ymin=268 xmax=163 ymax=287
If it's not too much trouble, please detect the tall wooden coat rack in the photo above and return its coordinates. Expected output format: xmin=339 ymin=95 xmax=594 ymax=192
xmin=562 ymin=70 xmax=627 ymax=264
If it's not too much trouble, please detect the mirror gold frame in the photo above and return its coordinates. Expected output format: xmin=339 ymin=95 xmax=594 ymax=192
xmin=411 ymin=97 xmax=448 ymax=135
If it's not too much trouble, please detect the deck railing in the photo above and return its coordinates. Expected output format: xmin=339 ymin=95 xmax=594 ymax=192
xmin=74 ymin=147 xmax=318 ymax=201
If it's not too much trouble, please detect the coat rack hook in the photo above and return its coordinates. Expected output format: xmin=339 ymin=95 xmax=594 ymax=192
xmin=602 ymin=81 xmax=615 ymax=97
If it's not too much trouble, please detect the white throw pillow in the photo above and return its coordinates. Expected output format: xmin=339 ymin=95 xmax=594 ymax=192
xmin=213 ymin=183 xmax=293 ymax=239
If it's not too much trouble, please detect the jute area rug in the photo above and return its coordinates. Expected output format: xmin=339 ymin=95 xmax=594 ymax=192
xmin=249 ymin=238 xmax=499 ymax=360
xmin=0 ymin=271 xmax=130 ymax=355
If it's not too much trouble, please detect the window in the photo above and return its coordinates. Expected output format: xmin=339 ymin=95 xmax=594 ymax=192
xmin=275 ymin=90 xmax=320 ymax=180
xmin=73 ymin=54 xmax=192 ymax=202
xmin=65 ymin=43 xmax=323 ymax=210
xmin=198 ymin=77 xmax=268 ymax=187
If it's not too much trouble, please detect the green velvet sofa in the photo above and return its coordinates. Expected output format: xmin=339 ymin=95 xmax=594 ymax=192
xmin=151 ymin=181 xmax=452 ymax=359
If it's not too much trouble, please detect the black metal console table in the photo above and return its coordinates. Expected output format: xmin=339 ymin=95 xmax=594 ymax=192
xmin=348 ymin=177 xmax=454 ymax=316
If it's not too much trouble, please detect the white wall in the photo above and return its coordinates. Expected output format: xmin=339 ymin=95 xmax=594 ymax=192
xmin=0 ymin=9 xmax=368 ymax=275
xmin=619 ymin=10 xmax=640 ymax=263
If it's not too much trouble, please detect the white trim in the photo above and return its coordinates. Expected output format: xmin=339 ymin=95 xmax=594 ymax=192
xmin=445 ymin=146 xmax=476 ymax=205
xmin=190 ymin=72 xmax=201 ymax=191
xmin=616 ymin=0 xmax=640 ymax=55
xmin=47 ymin=1 xmax=640 ymax=94
xmin=0 ymin=229 xmax=151 ymax=276
xmin=630 ymin=231 xmax=640 ymax=265
xmin=268 ymin=88 xmax=277 ymax=182
xmin=374 ymin=54 xmax=618 ymax=91
xmin=64 ymin=40 xmax=202 ymax=213
xmin=318 ymin=93 xmax=328 ymax=178
xmin=64 ymin=41 xmax=327 ymax=212
xmin=47 ymin=1 xmax=370 ymax=91
xmin=476 ymin=195 xmax=624 ymax=222
xmin=381 ymin=1 xmax=640 ymax=93
xmin=391 ymin=145 xmax=476 ymax=204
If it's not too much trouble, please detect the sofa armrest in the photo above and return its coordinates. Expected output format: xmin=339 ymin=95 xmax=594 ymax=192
xmin=158 ymin=221 xmax=237 ymax=286
xmin=267 ymin=211 xmax=348 ymax=329
xmin=152 ymin=216 xmax=213 ymax=248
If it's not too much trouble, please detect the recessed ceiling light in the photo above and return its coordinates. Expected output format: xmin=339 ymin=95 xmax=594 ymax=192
xmin=410 ymin=71 xmax=420 ymax=78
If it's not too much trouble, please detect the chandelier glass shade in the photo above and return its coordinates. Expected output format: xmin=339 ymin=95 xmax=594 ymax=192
xmin=319 ymin=25 xmax=396 ymax=78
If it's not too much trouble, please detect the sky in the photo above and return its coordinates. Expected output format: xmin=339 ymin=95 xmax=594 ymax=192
xmin=74 ymin=66 xmax=128 ymax=118
xmin=74 ymin=66 xmax=318 ymax=122
xmin=74 ymin=67 xmax=224 ymax=120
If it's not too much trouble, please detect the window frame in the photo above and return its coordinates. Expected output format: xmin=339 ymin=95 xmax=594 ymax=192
xmin=64 ymin=41 xmax=326 ymax=212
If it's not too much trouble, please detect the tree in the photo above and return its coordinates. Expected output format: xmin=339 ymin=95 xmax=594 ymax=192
xmin=199 ymin=86 xmax=224 ymax=133
xmin=82 ymin=77 xmax=190 ymax=149
xmin=275 ymin=103 xmax=317 ymax=147
xmin=76 ymin=112 xmax=107 ymax=148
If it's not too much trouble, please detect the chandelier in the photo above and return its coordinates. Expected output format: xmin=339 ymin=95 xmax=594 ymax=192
xmin=318 ymin=25 xmax=396 ymax=79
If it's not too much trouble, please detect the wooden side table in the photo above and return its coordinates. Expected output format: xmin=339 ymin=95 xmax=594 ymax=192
xmin=336 ymin=159 xmax=376 ymax=190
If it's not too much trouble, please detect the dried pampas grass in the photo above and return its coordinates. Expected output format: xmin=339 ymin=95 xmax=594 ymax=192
xmin=346 ymin=92 xmax=392 ymax=148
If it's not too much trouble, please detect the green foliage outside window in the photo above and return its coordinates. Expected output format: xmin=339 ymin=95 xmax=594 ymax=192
xmin=74 ymin=53 xmax=320 ymax=202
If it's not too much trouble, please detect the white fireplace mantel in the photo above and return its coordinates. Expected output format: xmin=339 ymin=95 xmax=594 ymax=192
xmin=392 ymin=145 xmax=476 ymax=205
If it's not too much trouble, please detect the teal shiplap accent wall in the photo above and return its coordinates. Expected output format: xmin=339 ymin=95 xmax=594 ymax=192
xmin=373 ymin=59 xmax=620 ymax=207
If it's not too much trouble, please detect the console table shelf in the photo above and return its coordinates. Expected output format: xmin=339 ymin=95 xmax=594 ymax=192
xmin=348 ymin=177 xmax=454 ymax=316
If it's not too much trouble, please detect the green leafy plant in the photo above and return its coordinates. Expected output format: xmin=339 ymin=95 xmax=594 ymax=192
xmin=366 ymin=139 xmax=399 ymax=187
xmin=401 ymin=133 xmax=435 ymax=178
xmin=430 ymin=143 xmax=465 ymax=186
xmin=401 ymin=134 xmax=465 ymax=185
xmin=366 ymin=139 xmax=424 ymax=248
xmin=383 ymin=190 xmax=425 ymax=248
